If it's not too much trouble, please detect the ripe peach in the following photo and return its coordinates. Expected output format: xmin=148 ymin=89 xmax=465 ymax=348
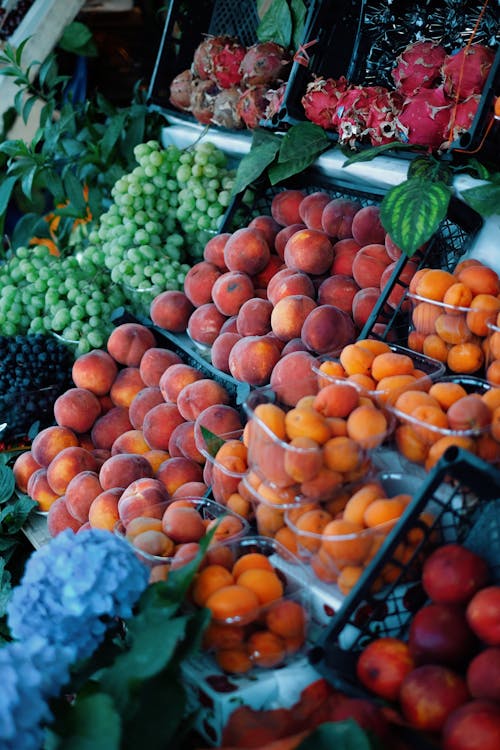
xmin=172 ymin=480 xmax=209 ymax=498
xmin=467 ymin=648 xmax=500 ymax=702
xmin=27 ymin=468 xmax=60 ymax=511
xmin=236 ymin=298 xmax=273 ymax=336
xmin=90 ymin=406 xmax=133 ymax=450
xmin=298 ymin=191 xmax=331 ymax=230
xmin=159 ymin=363 xmax=203 ymax=403
xmin=211 ymin=271 xmax=255 ymax=317
xmin=250 ymin=253 xmax=283 ymax=289
xmin=301 ymin=305 xmax=356 ymax=355
xmin=162 ymin=504 xmax=206 ymax=543
xmin=331 ymin=238 xmax=361 ymax=276
xmin=99 ymin=453 xmax=152 ymax=491
xmin=53 ymin=387 xmax=101 ymax=434
xmin=270 ymin=351 xmax=319 ymax=406
xmin=351 ymin=287 xmax=383 ymax=329
xmin=210 ymin=332 xmax=241 ymax=373
xmin=248 ymin=215 xmax=281 ymax=246
xmin=138 ymin=347 xmax=182 ymax=387
xmin=321 ymin=198 xmax=362 ymax=238
xmin=156 ymin=455 xmax=204 ymax=495
xmin=266 ymin=269 xmax=315 ymax=306
xmin=409 ymin=603 xmax=476 ymax=667
xmin=168 ymin=421 xmax=204 ymax=463
xmin=203 ymin=232 xmax=230 ymax=270
xmin=356 ymin=637 xmax=415 ymax=701
xmin=111 ymin=429 xmax=150 ymax=456
xmin=47 ymin=496 xmax=82 ymax=536
xmin=107 ymin=322 xmax=156 ymax=367
xmin=194 ymin=404 xmax=243 ymax=443
xmin=109 ymin=367 xmax=146 ymax=409
xmin=317 ymin=274 xmax=360 ymax=312
xmin=281 ymin=338 xmax=308 ymax=355
xmin=399 ymin=665 xmax=470 ymax=732
xmin=442 ymin=700 xmax=500 ymax=750
xmin=65 ymin=470 xmax=103 ymax=523
xmin=351 ymin=205 xmax=385 ymax=246
xmin=46 ymin=447 xmax=98 ymax=496
xmin=117 ymin=477 xmax=169 ymax=525
xmin=224 ymin=227 xmax=271 ymax=275
xmin=71 ymin=349 xmax=118 ymax=396
xmin=183 ymin=260 xmax=222 ymax=307
xmin=447 ymin=394 xmax=491 ymax=431
xmin=129 ymin=387 xmax=164 ymax=430
xmin=177 ymin=379 xmax=230 ymax=421
xmin=13 ymin=450 xmax=42 ymax=493
xmin=142 ymin=402 xmax=185 ymax=451
xmin=466 ymin=586 xmax=500 ymax=646
xmin=150 ymin=290 xmax=194 ymax=331
xmin=422 ymin=544 xmax=489 ymax=604
xmin=31 ymin=425 xmax=79 ymax=467
xmin=271 ymin=189 xmax=306 ymax=226
xmin=284 ymin=229 xmax=334 ymax=275
xmin=274 ymin=223 xmax=306 ymax=259
xmin=228 ymin=335 xmax=281 ymax=385
xmin=380 ymin=260 xmax=418 ymax=310
xmin=352 ymin=243 xmax=391 ymax=289
xmin=271 ymin=295 xmax=317 ymax=341
xmin=88 ymin=487 xmax=123 ymax=530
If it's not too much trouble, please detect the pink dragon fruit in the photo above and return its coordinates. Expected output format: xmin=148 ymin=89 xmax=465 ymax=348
xmin=442 ymin=43 xmax=495 ymax=100
xmin=192 ymin=35 xmax=245 ymax=88
xmin=364 ymin=90 xmax=404 ymax=145
xmin=239 ymin=42 xmax=291 ymax=86
xmin=169 ymin=69 xmax=193 ymax=111
xmin=264 ymin=83 xmax=287 ymax=121
xmin=445 ymin=95 xmax=481 ymax=145
xmin=391 ymin=40 xmax=447 ymax=96
xmin=301 ymin=76 xmax=350 ymax=129
xmin=332 ymin=86 xmax=389 ymax=147
xmin=193 ymin=36 xmax=229 ymax=79
xmin=395 ymin=86 xmax=453 ymax=150
xmin=237 ymin=86 xmax=269 ymax=129
xmin=211 ymin=88 xmax=244 ymax=129
xmin=190 ymin=78 xmax=220 ymax=125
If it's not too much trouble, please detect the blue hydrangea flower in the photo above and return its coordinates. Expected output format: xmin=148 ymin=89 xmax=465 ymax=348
xmin=7 ymin=528 xmax=149 ymax=661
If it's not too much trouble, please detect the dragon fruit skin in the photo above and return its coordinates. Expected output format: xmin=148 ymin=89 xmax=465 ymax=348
xmin=240 ymin=42 xmax=291 ymax=86
xmin=212 ymin=88 xmax=244 ymax=129
xmin=237 ymin=86 xmax=269 ymax=129
xmin=169 ymin=69 xmax=193 ymax=111
xmin=264 ymin=83 xmax=287 ymax=121
xmin=364 ymin=90 xmax=404 ymax=145
xmin=332 ymin=86 xmax=390 ymax=147
xmin=442 ymin=44 xmax=495 ymax=100
xmin=301 ymin=76 xmax=350 ymax=130
xmin=190 ymin=78 xmax=220 ymax=125
xmin=211 ymin=41 xmax=246 ymax=89
xmin=392 ymin=40 xmax=447 ymax=97
xmin=396 ymin=87 xmax=453 ymax=150
xmin=446 ymin=95 xmax=481 ymax=144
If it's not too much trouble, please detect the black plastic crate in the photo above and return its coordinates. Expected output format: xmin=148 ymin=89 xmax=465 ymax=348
xmin=309 ymin=447 xmax=500 ymax=702
xmin=276 ymin=0 xmax=500 ymax=158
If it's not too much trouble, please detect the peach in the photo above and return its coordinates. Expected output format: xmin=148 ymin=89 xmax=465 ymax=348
xmin=385 ymin=233 xmax=402 ymax=261
xmin=172 ymin=481 xmax=209 ymax=498
xmin=220 ymin=316 xmax=239 ymax=334
xmin=224 ymin=227 xmax=271 ymax=275
xmin=111 ymin=429 xmax=150 ymax=455
xmin=187 ymin=302 xmax=227 ymax=345
xmin=298 ymin=191 xmax=331 ymax=230
xmin=91 ymin=448 xmax=112 ymax=470
xmin=90 ymin=406 xmax=133 ymax=450
xmin=176 ymin=379 xmax=230 ymax=421
xmin=71 ymin=349 xmax=118 ymax=396
xmin=150 ymin=290 xmax=194 ymax=331
xmin=422 ymin=543 xmax=489 ymax=605
xmin=156 ymin=456 xmax=204 ymax=495
xmin=228 ymin=335 xmax=281 ymax=385
xmin=98 ymin=395 xmax=114 ymax=414
xmin=107 ymin=322 xmax=156 ymax=366
xmin=109 ymin=367 xmax=146 ymax=409
xmin=47 ymin=496 xmax=82 ymax=536
xmin=193 ymin=404 xmax=243 ymax=443
xmin=183 ymin=260 xmax=222 ymax=307
xmin=143 ymin=449 xmax=170 ymax=473
xmin=210 ymin=332 xmax=241 ymax=373
xmin=168 ymin=421 xmax=204 ymax=463
xmin=129 ymin=387 xmax=164 ymax=430
xmin=352 ymin=243 xmax=391 ymax=289
xmin=211 ymin=271 xmax=255 ymax=317
xmin=31 ymin=425 xmax=79 ymax=467
xmin=467 ymin=648 xmax=500 ymax=702
xmin=138 ymin=347 xmax=182 ymax=387
xmin=301 ymin=305 xmax=356 ymax=354
xmin=27 ymin=467 xmax=60 ymax=511
xmin=270 ymin=351 xmax=319 ymax=406
xmin=356 ymin=637 xmax=415 ymax=701
xmin=251 ymin=254 xmax=284 ymax=290
xmin=331 ymin=238 xmax=362 ymax=276
xmin=352 ymin=287 xmax=383 ymax=329
xmin=162 ymin=504 xmax=206 ymax=544
xmin=236 ymin=298 xmax=273 ymax=336
xmin=65 ymin=470 xmax=103 ymax=523
xmin=442 ymin=700 xmax=500 ymax=750
xmin=409 ymin=602 xmax=476 ymax=667
xmin=203 ymin=232 xmax=230 ymax=270
xmin=466 ymin=587 xmax=500 ymax=646
xmin=99 ymin=452 xmax=152 ymax=491
xmin=142 ymin=402 xmax=185 ymax=451
xmin=380 ymin=260 xmax=419 ymax=310
xmin=271 ymin=189 xmax=305 ymax=226
xmin=88 ymin=487 xmax=123 ymax=530
xmin=46 ymin=446 xmax=98 ymax=496
xmin=284 ymin=229 xmax=334 ymax=275
xmin=321 ymin=198 xmax=362 ymax=238
xmin=399 ymin=665 xmax=469 ymax=732
xmin=53 ymin=387 xmax=101 ymax=434
xmin=281 ymin=338 xmax=308 ymax=355
xmin=13 ymin=450 xmax=42 ymax=493
xmin=159 ymin=363 xmax=203 ymax=403
xmin=317 ymin=274 xmax=360 ymax=312
xmin=351 ymin=205 xmax=385 ymax=245
xmin=274 ymin=223 xmax=306 ymax=259
xmin=267 ymin=269 xmax=315 ymax=306
xmin=248 ymin=215 xmax=281 ymax=246
xmin=447 ymin=394 xmax=491 ymax=431
xmin=271 ymin=295 xmax=317 ymax=341
xmin=117 ymin=477 xmax=169 ymax=525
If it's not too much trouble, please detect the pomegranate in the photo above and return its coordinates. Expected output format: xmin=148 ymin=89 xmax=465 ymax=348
xmin=396 ymin=86 xmax=453 ymax=150
xmin=190 ymin=78 xmax=219 ymax=125
xmin=301 ymin=76 xmax=350 ymax=130
xmin=211 ymin=88 xmax=244 ymax=129
xmin=391 ymin=39 xmax=447 ymax=96
xmin=237 ymin=86 xmax=269 ymax=129
xmin=442 ymin=44 xmax=495 ymax=100
xmin=239 ymin=41 xmax=291 ymax=86
xmin=169 ymin=69 xmax=193 ymax=111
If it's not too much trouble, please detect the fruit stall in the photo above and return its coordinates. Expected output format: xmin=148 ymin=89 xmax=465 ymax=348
xmin=1 ymin=0 xmax=500 ymax=749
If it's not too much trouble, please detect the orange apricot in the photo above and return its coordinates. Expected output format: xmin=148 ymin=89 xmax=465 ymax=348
xmin=253 ymin=402 xmax=287 ymax=439
xmin=415 ymin=268 xmax=456 ymax=301
xmin=337 ymin=565 xmax=364 ymax=596
xmin=346 ymin=404 xmax=389 ymax=449
xmin=355 ymin=338 xmax=391 ymax=355
xmin=321 ymin=519 xmax=372 ymax=565
xmin=192 ymin=564 xmax=235 ymax=607
xmin=371 ymin=351 xmax=414 ymax=382
xmin=216 ymin=647 xmax=253 ymax=674
xmin=466 ymin=294 xmax=500 ymax=337
xmin=443 ymin=282 xmax=473 ymax=310
xmin=236 ymin=568 xmax=284 ymax=605
xmin=205 ymin=584 xmax=260 ymax=622
xmin=323 ymin=436 xmax=363 ymax=473
xmin=294 ymin=508 xmax=334 ymax=552
xmin=265 ymin=599 xmax=307 ymax=639
xmin=247 ymin=630 xmax=286 ymax=668
xmin=424 ymin=435 xmax=476 ymax=471
xmin=232 ymin=552 xmax=274 ymax=579
xmin=284 ymin=407 xmax=332 ymax=444
xmin=313 ymin=382 xmax=359 ymax=418
xmin=363 ymin=497 xmax=407 ymax=528
xmin=395 ymin=424 xmax=429 ymax=464
xmin=447 ymin=342 xmax=484 ymax=374
xmin=428 ymin=381 xmax=468 ymax=410
xmin=339 ymin=344 xmax=376 ymax=376
xmin=411 ymin=301 xmax=442 ymax=335
xmin=422 ymin=334 xmax=450 ymax=363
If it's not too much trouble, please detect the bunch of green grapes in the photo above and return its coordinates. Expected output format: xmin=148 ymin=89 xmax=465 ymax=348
xmin=79 ymin=139 xmax=236 ymax=313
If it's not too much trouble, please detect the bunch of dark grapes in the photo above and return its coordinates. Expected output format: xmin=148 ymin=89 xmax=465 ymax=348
xmin=0 ymin=0 xmax=36 ymax=40
xmin=0 ymin=334 xmax=73 ymax=439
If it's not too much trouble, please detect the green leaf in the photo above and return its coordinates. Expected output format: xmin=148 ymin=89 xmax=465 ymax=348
xmin=408 ymin=155 xmax=453 ymax=185
xmin=0 ymin=559 xmax=12 ymax=617
xmin=269 ymin=155 xmax=315 ymax=183
xmin=0 ymin=465 xmax=15 ymax=504
xmin=50 ymin=691 xmax=121 ymax=750
xmin=38 ymin=54 xmax=58 ymax=90
xmin=231 ymin=130 xmax=281 ymax=195
xmin=291 ymin=0 xmax=308 ymax=50
xmin=63 ymin=171 xmax=87 ymax=212
xmin=257 ymin=0 xmax=293 ymax=47
xmin=0 ymin=176 xmax=17 ymax=215
xmin=100 ymin=113 xmax=127 ymax=162
xmin=278 ymin=121 xmax=330 ymax=163
xmin=380 ymin=177 xmax=452 ymax=256
xmin=22 ymin=95 xmax=38 ymax=124
xmin=297 ymin=720 xmax=373 ymax=750
xmin=460 ymin=182 xmax=500 ymax=218
xmin=342 ymin=141 xmax=415 ymax=166
xmin=10 ymin=212 xmax=46 ymax=250
xmin=0 ymin=492 xmax=37 ymax=533
xmin=199 ymin=425 xmax=225 ymax=457
xmin=20 ymin=164 xmax=37 ymax=201
xmin=58 ymin=22 xmax=97 ymax=57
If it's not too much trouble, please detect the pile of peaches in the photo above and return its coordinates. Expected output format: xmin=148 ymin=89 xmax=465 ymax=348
xmin=355 ymin=543 xmax=500 ymax=750
xmin=149 ymin=187 xmax=419 ymax=389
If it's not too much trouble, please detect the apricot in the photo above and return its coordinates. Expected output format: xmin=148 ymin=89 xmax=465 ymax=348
xmin=447 ymin=342 xmax=484 ymax=374
xmin=447 ymin=394 xmax=491 ymax=431
xmin=107 ymin=322 xmax=156 ymax=367
xmin=321 ymin=518 xmax=372 ymax=565
xmin=415 ymin=269 xmax=456 ymax=301
xmin=138 ymin=347 xmax=182 ymax=387
xmin=205 ymin=584 xmax=260 ymax=622
xmin=71 ymin=349 xmax=118 ymax=396
xmin=313 ymin=381 xmax=359 ymax=418
xmin=149 ymin=290 xmax=194 ymax=331
xmin=183 ymin=260 xmax=222 ymax=307
xmin=411 ymin=300 xmax=442 ymax=335
xmin=456 ymin=263 xmax=500 ymax=296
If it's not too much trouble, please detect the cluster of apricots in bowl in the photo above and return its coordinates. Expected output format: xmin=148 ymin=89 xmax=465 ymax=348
xmin=149 ymin=188 xmax=420 ymax=389
xmin=407 ymin=259 xmax=500 ymax=375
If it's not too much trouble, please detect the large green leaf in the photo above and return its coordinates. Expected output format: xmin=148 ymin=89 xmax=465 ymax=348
xmin=380 ymin=177 xmax=452 ymax=256
xmin=278 ymin=121 xmax=330 ymax=163
xmin=59 ymin=22 xmax=98 ymax=57
xmin=0 ymin=492 xmax=37 ymax=533
xmin=257 ymin=0 xmax=292 ymax=47
xmin=408 ymin=155 xmax=453 ymax=185
xmin=0 ymin=175 xmax=17 ymax=215
xmin=297 ymin=720 xmax=372 ymax=750
xmin=291 ymin=0 xmax=307 ymax=50
xmin=231 ymin=130 xmax=281 ymax=195
xmin=0 ymin=465 xmax=15 ymax=504
xmin=460 ymin=182 xmax=500 ymax=218
xmin=342 ymin=141 xmax=415 ymax=166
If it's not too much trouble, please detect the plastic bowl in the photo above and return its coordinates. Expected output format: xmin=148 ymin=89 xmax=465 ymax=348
xmin=485 ymin=320 xmax=500 ymax=386
xmin=196 ymin=534 xmax=312 ymax=673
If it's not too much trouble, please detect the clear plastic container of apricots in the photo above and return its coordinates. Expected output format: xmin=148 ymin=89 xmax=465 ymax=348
xmin=114 ymin=496 xmax=250 ymax=582
xmin=242 ymin=386 xmax=392 ymax=503
xmin=385 ymin=375 xmax=499 ymax=470
xmin=284 ymin=471 xmax=427 ymax=596
xmin=193 ymin=534 xmax=312 ymax=674
xmin=194 ymin=422 xmax=250 ymax=509
xmin=485 ymin=320 xmax=500 ymax=387
xmin=407 ymin=292 xmax=500 ymax=376
xmin=314 ymin=340 xmax=445 ymax=406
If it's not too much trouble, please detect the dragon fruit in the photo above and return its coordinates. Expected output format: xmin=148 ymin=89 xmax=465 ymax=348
xmin=332 ymin=86 xmax=389 ymax=147
xmin=396 ymin=86 xmax=453 ymax=150
xmin=212 ymin=88 xmax=244 ymax=129
xmin=445 ymin=95 xmax=481 ymax=145
xmin=190 ymin=78 xmax=220 ymax=125
xmin=301 ymin=76 xmax=350 ymax=130
xmin=391 ymin=40 xmax=447 ymax=96
xmin=264 ymin=83 xmax=287 ymax=121
xmin=169 ymin=69 xmax=193 ymax=111
xmin=442 ymin=43 xmax=495 ymax=100
xmin=239 ymin=42 xmax=291 ymax=86
xmin=237 ymin=86 xmax=269 ymax=129
xmin=192 ymin=35 xmax=245 ymax=88
xmin=364 ymin=90 xmax=404 ymax=145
